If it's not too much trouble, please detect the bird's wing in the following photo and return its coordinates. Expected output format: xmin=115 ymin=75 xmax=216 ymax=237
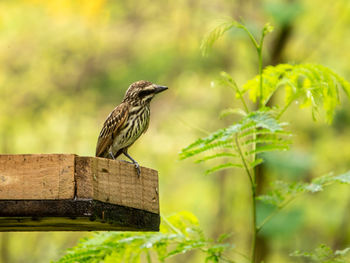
xmin=95 ymin=103 xmax=129 ymax=157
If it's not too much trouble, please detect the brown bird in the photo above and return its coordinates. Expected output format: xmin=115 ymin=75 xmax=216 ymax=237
xmin=95 ymin=80 xmax=168 ymax=176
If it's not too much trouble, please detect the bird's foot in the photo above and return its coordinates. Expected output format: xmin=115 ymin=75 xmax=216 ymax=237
xmin=122 ymin=150 xmax=141 ymax=178
xmin=134 ymin=162 xmax=141 ymax=178
xmin=109 ymin=152 xmax=116 ymax=160
xmin=119 ymin=160 xmax=141 ymax=177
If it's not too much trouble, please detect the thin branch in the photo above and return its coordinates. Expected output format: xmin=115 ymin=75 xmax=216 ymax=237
xmin=234 ymin=133 xmax=257 ymax=263
xmin=258 ymin=47 xmax=264 ymax=108
xmin=276 ymin=81 xmax=299 ymax=120
xmin=256 ymin=198 xmax=294 ymax=232
xmin=234 ymin=134 xmax=253 ymax=185
xmin=176 ymin=117 xmax=211 ymax=135
xmin=238 ymin=25 xmax=259 ymax=50
xmin=230 ymin=78 xmax=249 ymax=113
xmin=161 ymin=215 xmax=183 ymax=236
xmin=199 ymin=248 xmax=237 ymax=263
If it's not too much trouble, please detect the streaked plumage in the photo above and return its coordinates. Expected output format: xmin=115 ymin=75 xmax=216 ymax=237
xmin=96 ymin=80 xmax=168 ymax=176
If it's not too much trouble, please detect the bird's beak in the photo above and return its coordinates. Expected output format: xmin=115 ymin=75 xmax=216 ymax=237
xmin=154 ymin=85 xmax=168 ymax=94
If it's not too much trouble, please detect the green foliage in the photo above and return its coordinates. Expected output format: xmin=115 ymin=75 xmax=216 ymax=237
xmin=181 ymin=16 xmax=350 ymax=263
xmin=257 ymin=171 xmax=350 ymax=207
xmin=242 ymin=64 xmax=350 ymax=122
xmin=200 ymin=20 xmax=241 ymax=56
xmin=54 ymin=13 xmax=350 ymax=263
xmin=290 ymin=244 xmax=350 ymax=263
xmin=2 ymin=1 xmax=350 ymax=262
xmin=54 ymin=212 xmax=234 ymax=263
xmin=200 ymin=19 xmax=273 ymax=57
xmin=180 ymin=109 xmax=291 ymax=174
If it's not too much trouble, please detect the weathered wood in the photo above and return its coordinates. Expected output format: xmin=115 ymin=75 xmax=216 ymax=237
xmin=0 ymin=200 xmax=159 ymax=231
xmin=0 ymin=154 xmax=75 ymax=199
xmin=75 ymin=157 xmax=159 ymax=214
xmin=0 ymin=154 xmax=160 ymax=231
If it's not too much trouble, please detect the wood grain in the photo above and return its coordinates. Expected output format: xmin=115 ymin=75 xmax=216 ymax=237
xmin=75 ymin=157 xmax=159 ymax=214
xmin=0 ymin=154 xmax=75 ymax=199
xmin=0 ymin=154 xmax=160 ymax=230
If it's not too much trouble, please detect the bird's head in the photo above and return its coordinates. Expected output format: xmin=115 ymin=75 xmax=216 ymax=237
xmin=123 ymin=80 xmax=168 ymax=105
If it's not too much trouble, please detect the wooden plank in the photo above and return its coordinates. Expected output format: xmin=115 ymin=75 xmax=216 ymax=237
xmin=0 ymin=200 xmax=160 ymax=231
xmin=75 ymin=157 xmax=159 ymax=214
xmin=0 ymin=154 xmax=75 ymax=199
xmin=0 ymin=154 xmax=160 ymax=231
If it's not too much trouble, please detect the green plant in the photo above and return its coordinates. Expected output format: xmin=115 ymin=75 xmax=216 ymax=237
xmin=56 ymin=19 xmax=350 ymax=263
xmin=55 ymin=211 xmax=235 ymax=263
xmin=290 ymin=244 xmax=350 ymax=263
xmin=180 ymin=20 xmax=350 ymax=263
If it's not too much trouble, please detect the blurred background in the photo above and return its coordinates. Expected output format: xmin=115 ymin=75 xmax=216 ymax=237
xmin=1 ymin=0 xmax=350 ymax=262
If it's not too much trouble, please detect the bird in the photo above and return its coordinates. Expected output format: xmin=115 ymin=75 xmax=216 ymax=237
xmin=95 ymin=80 xmax=168 ymax=176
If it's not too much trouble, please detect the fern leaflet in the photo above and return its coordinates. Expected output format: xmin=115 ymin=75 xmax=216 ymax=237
xmin=242 ymin=63 xmax=350 ymax=122
xmin=180 ymin=109 xmax=291 ymax=174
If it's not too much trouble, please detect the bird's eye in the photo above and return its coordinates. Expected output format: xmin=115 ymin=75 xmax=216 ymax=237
xmin=138 ymin=89 xmax=154 ymax=98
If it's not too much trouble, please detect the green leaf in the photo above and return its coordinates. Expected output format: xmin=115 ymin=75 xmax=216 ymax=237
xmin=249 ymin=158 xmax=264 ymax=168
xmin=220 ymin=108 xmax=247 ymax=118
xmin=205 ymin=162 xmax=243 ymax=175
xmin=247 ymin=143 xmax=290 ymax=155
xmin=243 ymin=63 xmax=350 ymax=122
xmin=258 ymin=171 xmax=350 ymax=207
xmin=200 ymin=20 xmax=241 ymax=56
xmin=55 ymin=212 xmax=234 ymax=263
xmin=243 ymin=109 xmax=285 ymax=132
xmin=291 ymin=244 xmax=350 ymax=263
xmin=181 ymin=109 xmax=292 ymax=173
xmin=164 ymin=240 xmax=207 ymax=259
xmin=217 ymin=233 xmax=232 ymax=242
xmin=333 ymin=171 xmax=350 ymax=183
xmin=195 ymin=152 xmax=238 ymax=163
xmin=335 ymin=248 xmax=350 ymax=256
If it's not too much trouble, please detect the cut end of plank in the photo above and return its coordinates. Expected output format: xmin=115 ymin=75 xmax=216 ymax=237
xmin=0 ymin=154 xmax=160 ymax=231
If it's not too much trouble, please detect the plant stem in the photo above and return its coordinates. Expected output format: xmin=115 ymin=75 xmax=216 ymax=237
xmin=161 ymin=215 xmax=183 ymax=236
xmin=234 ymin=134 xmax=257 ymax=263
xmin=231 ymin=78 xmax=249 ymax=113
xmin=257 ymin=197 xmax=294 ymax=232
xmin=249 ymin=26 xmax=269 ymax=262
xmin=235 ymin=135 xmax=253 ymax=185
xmin=250 ymin=138 xmax=257 ymax=263
xmin=257 ymin=47 xmax=263 ymax=108
xmin=239 ymin=25 xmax=259 ymax=51
xmin=250 ymin=175 xmax=257 ymax=263
xmin=276 ymin=86 xmax=299 ymax=120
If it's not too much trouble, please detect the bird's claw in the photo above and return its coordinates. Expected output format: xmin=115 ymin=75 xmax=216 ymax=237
xmin=135 ymin=163 xmax=141 ymax=178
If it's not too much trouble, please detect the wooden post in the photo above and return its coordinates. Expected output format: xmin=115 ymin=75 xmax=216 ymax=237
xmin=0 ymin=154 xmax=160 ymax=231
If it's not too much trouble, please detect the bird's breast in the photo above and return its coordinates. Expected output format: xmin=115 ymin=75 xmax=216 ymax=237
xmin=111 ymin=106 xmax=150 ymax=152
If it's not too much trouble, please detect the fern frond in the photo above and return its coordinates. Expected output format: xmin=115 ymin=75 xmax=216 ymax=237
xmin=205 ymin=163 xmax=243 ymax=174
xmin=249 ymin=158 xmax=264 ymax=168
xmin=179 ymin=124 xmax=243 ymax=160
xmin=257 ymin=170 xmax=350 ymax=207
xmin=220 ymin=108 xmax=247 ymax=118
xmin=242 ymin=135 xmax=291 ymax=147
xmin=56 ymin=212 xmax=234 ymax=263
xmin=200 ymin=20 xmax=241 ymax=56
xmin=180 ymin=109 xmax=291 ymax=173
xmin=247 ymin=143 xmax=291 ymax=155
xmin=291 ymin=244 xmax=350 ymax=262
xmin=239 ymin=128 xmax=291 ymax=139
xmin=180 ymin=141 xmax=235 ymax=159
xmin=243 ymin=110 xmax=284 ymax=131
xmin=195 ymin=152 xmax=238 ymax=163
xmin=242 ymin=63 xmax=350 ymax=122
